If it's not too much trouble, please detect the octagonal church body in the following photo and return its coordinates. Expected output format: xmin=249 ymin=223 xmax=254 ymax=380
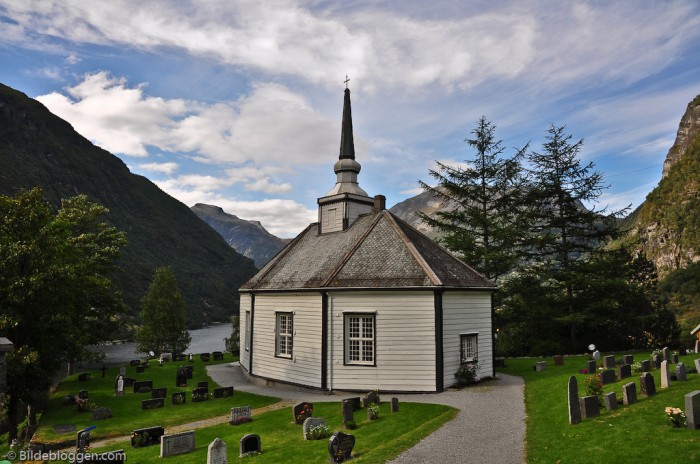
xmin=239 ymin=87 xmax=495 ymax=392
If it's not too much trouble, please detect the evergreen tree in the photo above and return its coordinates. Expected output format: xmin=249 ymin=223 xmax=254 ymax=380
xmin=419 ymin=117 xmax=529 ymax=280
xmin=223 ymin=315 xmax=240 ymax=356
xmin=136 ymin=267 xmax=191 ymax=357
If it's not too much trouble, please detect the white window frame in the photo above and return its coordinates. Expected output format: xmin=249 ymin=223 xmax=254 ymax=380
xmin=244 ymin=310 xmax=251 ymax=352
xmin=275 ymin=312 xmax=293 ymax=358
xmin=460 ymin=333 xmax=478 ymax=363
xmin=344 ymin=313 xmax=375 ymax=366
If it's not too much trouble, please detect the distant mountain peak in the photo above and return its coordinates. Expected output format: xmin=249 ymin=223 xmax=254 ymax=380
xmin=662 ymin=94 xmax=700 ymax=178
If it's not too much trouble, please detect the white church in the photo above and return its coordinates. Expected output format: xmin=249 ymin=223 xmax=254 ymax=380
xmin=239 ymin=86 xmax=495 ymax=392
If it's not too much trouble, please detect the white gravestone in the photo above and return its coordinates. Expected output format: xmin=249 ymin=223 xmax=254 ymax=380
xmin=208 ymin=437 xmax=228 ymax=464
xmin=160 ymin=430 xmax=195 ymax=457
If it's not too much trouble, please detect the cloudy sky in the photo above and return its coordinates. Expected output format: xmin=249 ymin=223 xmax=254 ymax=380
xmin=2 ymin=1 xmax=699 ymax=237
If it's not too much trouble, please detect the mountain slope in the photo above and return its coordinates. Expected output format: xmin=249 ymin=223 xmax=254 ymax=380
xmin=0 ymin=83 xmax=258 ymax=326
xmin=191 ymin=203 xmax=287 ymax=268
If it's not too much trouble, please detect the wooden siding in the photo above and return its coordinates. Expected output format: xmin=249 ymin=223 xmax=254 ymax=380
xmin=347 ymin=201 xmax=372 ymax=226
xmin=442 ymin=291 xmax=493 ymax=388
xmin=320 ymin=203 xmax=343 ymax=233
xmin=328 ymin=291 xmax=437 ymax=392
xmin=239 ymin=294 xmax=251 ymax=372
xmin=250 ymin=293 xmax=323 ymax=388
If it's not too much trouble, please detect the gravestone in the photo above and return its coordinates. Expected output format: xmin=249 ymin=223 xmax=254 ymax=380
xmin=623 ymin=354 xmax=634 ymax=365
xmin=342 ymin=400 xmax=354 ymax=426
xmin=696 ymin=339 xmax=699 ymax=354
xmin=159 ymin=353 xmax=172 ymax=362
xmin=92 ymin=406 xmax=112 ymax=420
xmin=662 ymin=346 xmax=670 ymax=361
xmin=77 ymin=372 xmax=91 ymax=382
xmin=130 ymin=426 xmax=164 ymax=448
xmin=136 ymin=365 xmax=145 ymax=374
xmin=535 ymin=361 xmax=547 ymax=372
xmin=672 ymin=353 xmax=679 ymax=364
xmin=652 ymin=354 xmax=662 ymax=369
xmin=207 ymin=437 xmax=227 ymax=464
xmin=176 ymin=366 xmax=188 ymax=387
xmin=76 ymin=427 xmax=92 ymax=453
xmin=587 ymin=360 xmax=597 ymax=375
xmin=622 ymin=382 xmax=637 ymax=405
xmin=119 ymin=366 xmax=126 ymax=376
xmin=151 ymin=387 xmax=167 ymax=399
xmin=695 ymin=358 xmax=700 ymax=374
xmin=344 ymin=397 xmax=361 ymax=410
xmin=553 ymin=355 xmax=564 ymax=366
xmin=129 ymin=360 xmax=140 ymax=366
xmin=592 ymin=350 xmax=600 ymax=361
xmin=391 ymin=397 xmax=399 ymax=413
xmin=604 ymin=392 xmax=617 ymax=411
xmin=133 ymin=380 xmax=153 ymax=393
xmin=686 ymin=390 xmax=700 ymax=429
xmin=600 ymin=369 xmax=616 ymax=385
xmin=189 ymin=353 xmax=194 ymax=362
xmin=677 ymin=363 xmax=687 ymax=381
xmin=293 ymin=402 xmax=313 ymax=424
xmin=115 ymin=375 xmax=124 ymax=396
xmin=200 ymin=353 xmax=210 ymax=362
xmin=640 ymin=360 xmax=651 ymax=372
xmin=172 ymin=391 xmax=186 ymax=405
xmin=83 ymin=449 xmax=126 ymax=463
xmin=567 ymin=376 xmax=581 ymax=425
xmin=229 ymin=405 xmax=252 ymax=425
xmin=302 ymin=417 xmax=327 ymax=440
xmin=192 ymin=387 xmax=209 ymax=402
xmin=213 ymin=386 xmax=234 ymax=398
xmin=617 ymin=364 xmax=631 ymax=381
xmin=78 ymin=389 xmax=89 ymax=400
xmin=239 ymin=434 xmax=261 ymax=456
xmin=197 ymin=381 xmax=209 ymax=391
xmin=160 ymin=430 xmax=195 ymax=457
xmin=362 ymin=391 xmax=380 ymax=407
xmin=579 ymin=395 xmax=600 ymax=419
xmin=185 ymin=365 xmax=194 ymax=378
xmin=640 ymin=372 xmax=656 ymax=396
xmin=141 ymin=398 xmax=164 ymax=410
xmin=213 ymin=351 xmax=224 ymax=361
xmin=660 ymin=360 xmax=671 ymax=388
xmin=328 ymin=431 xmax=355 ymax=463
xmin=123 ymin=377 xmax=135 ymax=388
xmin=603 ymin=355 xmax=616 ymax=369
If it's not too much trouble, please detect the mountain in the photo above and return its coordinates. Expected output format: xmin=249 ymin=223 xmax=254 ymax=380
xmin=388 ymin=189 xmax=456 ymax=239
xmin=0 ymin=83 xmax=258 ymax=326
xmin=191 ymin=203 xmax=287 ymax=268
xmin=627 ymin=94 xmax=700 ymax=276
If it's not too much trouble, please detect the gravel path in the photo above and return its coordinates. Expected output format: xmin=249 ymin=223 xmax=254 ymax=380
xmin=207 ymin=362 xmax=526 ymax=464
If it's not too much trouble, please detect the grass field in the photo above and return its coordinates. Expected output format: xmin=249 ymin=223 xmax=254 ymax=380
xmin=500 ymin=353 xmax=700 ymax=463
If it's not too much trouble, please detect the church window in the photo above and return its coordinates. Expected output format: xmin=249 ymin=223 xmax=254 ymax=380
xmin=460 ymin=333 xmax=478 ymax=363
xmin=275 ymin=312 xmax=293 ymax=358
xmin=345 ymin=314 xmax=375 ymax=365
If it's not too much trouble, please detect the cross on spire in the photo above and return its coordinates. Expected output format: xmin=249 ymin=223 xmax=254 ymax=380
xmin=344 ymin=74 xmax=350 ymax=89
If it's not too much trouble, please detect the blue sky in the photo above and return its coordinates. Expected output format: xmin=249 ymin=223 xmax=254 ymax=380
xmin=1 ymin=1 xmax=699 ymax=237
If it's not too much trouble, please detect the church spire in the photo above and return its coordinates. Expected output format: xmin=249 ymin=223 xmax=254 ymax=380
xmin=339 ymin=86 xmax=355 ymax=160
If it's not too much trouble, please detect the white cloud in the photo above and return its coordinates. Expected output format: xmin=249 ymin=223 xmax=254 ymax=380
xmin=137 ymin=162 xmax=180 ymax=175
xmin=65 ymin=52 xmax=80 ymax=64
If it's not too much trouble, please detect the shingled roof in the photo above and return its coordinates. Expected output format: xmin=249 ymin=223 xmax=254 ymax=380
xmin=240 ymin=210 xmax=496 ymax=291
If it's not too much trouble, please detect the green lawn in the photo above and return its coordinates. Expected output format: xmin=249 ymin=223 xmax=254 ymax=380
xmin=500 ymin=353 xmax=700 ymax=463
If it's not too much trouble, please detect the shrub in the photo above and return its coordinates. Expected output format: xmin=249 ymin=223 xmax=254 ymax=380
xmin=455 ymin=362 xmax=481 ymax=387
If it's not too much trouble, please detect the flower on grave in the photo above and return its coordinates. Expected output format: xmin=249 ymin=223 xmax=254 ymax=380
xmin=665 ymin=406 xmax=687 ymax=428
xmin=583 ymin=374 xmax=604 ymax=403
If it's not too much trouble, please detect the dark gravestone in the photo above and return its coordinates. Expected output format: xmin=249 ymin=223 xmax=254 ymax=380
xmin=92 ymin=406 xmax=113 ymax=420
xmin=76 ymin=428 xmax=92 ymax=453
xmin=553 ymin=355 xmax=564 ymax=366
xmin=686 ymin=390 xmax=700 ymax=429
xmin=78 ymin=389 xmax=89 ymax=400
xmin=567 ymin=376 xmax=581 ymax=425
xmin=77 ymin=372 xmax=91 ymax=382
xmin=141 ymin=398 xmax=164 ymax=410
xmin=623 ymin=354 xmax=634 ymax=365
xmin=600 ymin=369 xmax=615 ymax=385
xmin=133 ymin=380 xmax=153 ymax=393
xmin=603 ymin=355 xmax=616 ymax=369
xmin=239 ymin=434 xmax=261 ymax=456
xmin=136 ymin=366 xmax=145 ymax=374
xmin=617 ymin=364 xmax=632 ymax=381
xmin=494 ymin=358 xmax=506 ymax=368
xmin=192 ymin=387 xmax=209 ymax=402
xmin=579 ymin=395 xmax=600 ymax=419
xmin=83 ymin=449 xmax=126 ymax=463
xmin=176 ymin=366 xmax=188 ymax=387
xmin=640 ymin=360 xmax=651 ymax=372
xmin=587 ymin=360 xmax=597 ymax=375
xmin=200 ymin=353 xmax=210 ymax=362
xmin=293 ymin=402 xmax=313 ymax=424
xmin=151 ymin=387 xmax=167 ymax=399
xmin=123 ymin=377 xmax=135 ymax=388
xmin=328 ymin=431 xmax=355 ymax=463
xmin=172 ymin=391 xmax=186 ymax=405
xmin=391 ymin=397 xmax=399 ymax=413
xmin=230 ymin=405 xmax=252 ymax=425
xmin=677 ymin=362 xmax=687 ymax=381
xmin=362 ymin=391 xmax=380 ymax=407
xmin=345 ymin=397 xmax=361 ymax=410
xmin=185 ymin=365 xmax=193 ymax=379
xmin=640 ymin=372 xmax=656 ymax=396
xmin=213 ymin=351 xmax=224 ymax=361
xmin=652 ymin=354 xmax=662 ymax=369
xmin=213 ymin=386 xmax=234 ymax=398
xmin=197 ymin=381 xmax=209 ymax=390
xmin=604 ymin=392 xmax=617 ymax=411
xmin=130 ymin=426 xmax=165 ymax=448
xmin=129 ymin=360 xmax=140 ymax=366
xmin=622 ymin=382 xmax=637 ymax=405
xmin=672 ymin=353 xmax=679 ymax=364
xmin=342 ymin=400 xmax=354 ymax=426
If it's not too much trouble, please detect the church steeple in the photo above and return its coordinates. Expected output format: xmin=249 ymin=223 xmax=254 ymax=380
xmin=317 ymin=81 xmax=374 ymax=233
